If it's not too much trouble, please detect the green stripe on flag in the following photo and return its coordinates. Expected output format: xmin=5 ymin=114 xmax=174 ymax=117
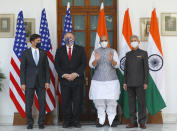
xmin=117 ymin=69 xmax=130 ymax=118
xmin=118 ymin=71 xmax=166 ymax=118
xmin=146 ymin=74 xmax=166 ymax=115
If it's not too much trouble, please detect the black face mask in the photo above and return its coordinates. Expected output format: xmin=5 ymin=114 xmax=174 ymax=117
xmin=36 ymin=42 xmax=41 ymax=48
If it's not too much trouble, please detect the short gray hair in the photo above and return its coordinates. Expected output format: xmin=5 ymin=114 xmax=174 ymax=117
xmin=130 ymin=35 xmax=139 ymax=41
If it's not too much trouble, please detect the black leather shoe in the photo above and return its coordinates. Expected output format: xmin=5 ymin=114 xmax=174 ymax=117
xmin=126 ymin=123 xmax=138 ymax=128
xmin=73 ymin=122 xmax=81 ymax=128
xmin=96 ymin=123 xmax=104 ymax=127
xmin=39 ymin=124 xmax=45 ymax=129
xmin=27 ymin=125 xmax=33 ymax=129
xmin=110 ymin=122 xmax=117 ymax=127
xmin=63 ymin=123 xmax=71 ymax=128
xmin=140 ymin=124 xmax=146 ymax=129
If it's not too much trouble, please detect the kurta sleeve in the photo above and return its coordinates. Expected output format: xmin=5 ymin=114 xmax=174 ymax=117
xmin=112 ymin=50 xmax=120 ymax=69
xmin=89 ymin=51 xmax=96 ymax=69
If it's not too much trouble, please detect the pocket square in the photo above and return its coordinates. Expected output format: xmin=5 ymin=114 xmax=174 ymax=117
xmin=137 ymin=56 xmax=142 ymax=58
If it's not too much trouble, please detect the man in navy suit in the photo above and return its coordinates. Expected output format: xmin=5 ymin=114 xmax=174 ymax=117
xmin=20 ymin=34 xmax=50 ymax=129
xmin=55 ymin=32 xmax=87 ymax=128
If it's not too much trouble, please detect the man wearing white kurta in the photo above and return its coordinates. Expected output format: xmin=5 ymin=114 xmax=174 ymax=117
xmin=89 ymin=36 xmax=120 ymax=127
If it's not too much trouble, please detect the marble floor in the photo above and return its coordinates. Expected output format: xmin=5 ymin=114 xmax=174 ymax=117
xmin=0 ymin=124 xmax=177 ymax=131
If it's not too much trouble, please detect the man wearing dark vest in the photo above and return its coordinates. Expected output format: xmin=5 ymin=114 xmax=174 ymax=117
xmin=20 ymin=34 xmax=50 ymax=129
xmin=123 ymin=35 xmax=149 ymax=129
xmin=54 ymin=32 xmax=87 ymax=128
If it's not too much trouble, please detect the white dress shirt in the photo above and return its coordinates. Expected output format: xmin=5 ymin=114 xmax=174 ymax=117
xmin=89 ymin=49 xmax=121 ymax=100
xmin=66 ymin=44 xmax=74 ymax=56
xmin=31 ymin=47 xmax=39 ymax=63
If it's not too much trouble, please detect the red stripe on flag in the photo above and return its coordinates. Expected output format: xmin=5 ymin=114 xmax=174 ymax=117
xmin=57 ymin=77 xmax=62 ymax=103
xmin=47 ymin=89 xmax=56 ymax=107
xmin=47 ymin=51 xmax=55 ymax=63
xmin=34 ymin=93 xmax=53 ymax=112
xmin=45 ymin=102 xmax=51 ymax=112
xmin=9 ymin=88 xmax=26 ymax=118
xmin=11 ymin=58 xmax=20 ymax=77
xmin=49 ymin=68 xmax=55 ymax=88
xmin=34 ymin=94 xmax=39 ymax=110
xmin=10 ymin=72 xmax=25 ymax=103
xmin=58 ymin=92 xmax=62 ymax=104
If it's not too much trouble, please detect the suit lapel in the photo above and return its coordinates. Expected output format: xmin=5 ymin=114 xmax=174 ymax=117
xmin=29 ymin=48 xmax=37 ymax=66
xmin=64 ymin=45 xmax=77 ymax=63
xmin=71 ymin=45 xmax=77 ymax=62
xmin=63 ymin=46 xmax=70 ymax=63
xmin=37 ymin=49 xmax=43 ymax=66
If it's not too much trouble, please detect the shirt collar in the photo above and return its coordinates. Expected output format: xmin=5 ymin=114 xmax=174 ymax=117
xmin=132 ymin=48 xmax=140 ymax=52
xmin=66 ymin=44 xmax=74 ymax=49
xmin=31 ymin=47 xmax=39 ymax=51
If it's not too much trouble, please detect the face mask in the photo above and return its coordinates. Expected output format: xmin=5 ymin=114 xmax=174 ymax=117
xmin=100 ymin=41 xmax=108 ymax=48
xmin=131 ymin=42 xmax=139 ymax=48
xmin=65 ymin=38 xmax=74 ymax=45
xmin=36 ymin=42 xmax=41 ymax=48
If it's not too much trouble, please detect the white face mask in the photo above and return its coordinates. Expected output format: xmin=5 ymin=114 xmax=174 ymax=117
xmin=100 ymin=41 xmax=108 ymax=48
xmin=131 ymin=42 xmax=139 ymax=48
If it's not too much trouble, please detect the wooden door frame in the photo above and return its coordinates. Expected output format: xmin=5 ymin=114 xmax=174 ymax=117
xmin=56 ymin=0 xmax=117 ymax=122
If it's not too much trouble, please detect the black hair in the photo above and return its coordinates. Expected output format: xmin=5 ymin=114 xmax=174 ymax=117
xmin=30 ymin=34 xmax=41 ymax=42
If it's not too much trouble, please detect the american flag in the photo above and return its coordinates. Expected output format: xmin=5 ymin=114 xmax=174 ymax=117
xmin=39 ymin=9 xmax=56 ymax=112
xmin=9 ymin=11 xmax=27 ymax=117
xmin=57 ymin=2 xmax=73 ymax=103
xmin=61 ymin=2 xmax=73 ymax=46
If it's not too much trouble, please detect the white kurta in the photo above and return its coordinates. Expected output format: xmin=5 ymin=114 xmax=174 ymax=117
xmin=89 ymin=49 xmax=121 ymax=100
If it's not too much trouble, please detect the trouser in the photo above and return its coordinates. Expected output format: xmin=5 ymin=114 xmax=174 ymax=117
xmin=25 ymin=81 xmax=46 ymax=125
xmin=93 ymin=99 xmax=118 ymax=126
xmin=61 ymin=85 xmax=83 ymax=124
xmin=127 ymin=86 xmax=146 ymax=124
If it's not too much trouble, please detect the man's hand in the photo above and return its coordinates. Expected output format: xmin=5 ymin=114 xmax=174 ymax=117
xmin=144 ymin=84 xmax=148 ymax=90
xmin=63 ymin=73 xmax=78 ymax=81
xmin=68 ymin=73 xmax=78 ymax=81
xmin=45 ymin=83 xmax=50 ymax=90
xmin=21 ymin=84 xmax=26 ymax=91
xmin=107 ymin=51 xmax=114 ymax=62
xmin=63 ymin=74 xmax=70 ymax=79
xmin=94 ymin=51 xmax=101 ymax=61
xmin=123 ymin=84 xmax=127 ymax=91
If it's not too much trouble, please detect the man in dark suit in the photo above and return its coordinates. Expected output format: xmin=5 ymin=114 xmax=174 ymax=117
xmin=123 ymin=35 xmax=149 ymax=129
xmin=20 ymin=34 xmax=50 ymax=129
xmin=55 ymin=32 xmax=87 ymax=128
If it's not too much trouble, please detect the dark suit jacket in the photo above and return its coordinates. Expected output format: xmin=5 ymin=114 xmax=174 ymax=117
xmin=54 ymin=45 xmax=87 ymax=87
xmin=20 ymin=48 xmax=50 ymax=88
xmin=124 ymin=49 xmax=149 ymax=87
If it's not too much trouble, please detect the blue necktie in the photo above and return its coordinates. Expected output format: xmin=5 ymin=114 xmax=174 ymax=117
xmin=34 ymin=50 xmax=38 ymax=65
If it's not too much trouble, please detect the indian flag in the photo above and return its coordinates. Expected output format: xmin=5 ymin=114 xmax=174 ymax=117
xmin=146 ymin=8 xmax=166 ymax=115
xmin=94 ymin=2 xmax=109 ymax=49
xmin=118 ymin=8 xmax=132 ymax=118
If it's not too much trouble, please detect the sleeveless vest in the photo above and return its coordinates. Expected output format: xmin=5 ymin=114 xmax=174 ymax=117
xmin=92 ymin=47 xmax=118 ymax=81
